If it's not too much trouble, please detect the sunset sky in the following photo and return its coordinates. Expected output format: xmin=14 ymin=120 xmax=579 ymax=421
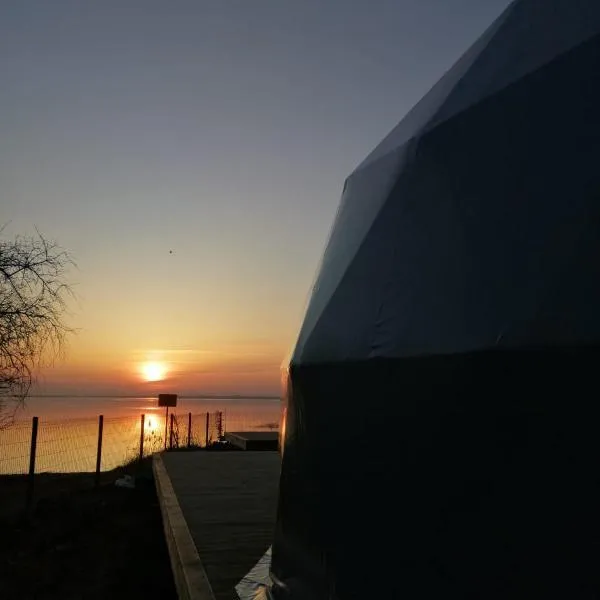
xmin=1 ymin=0 xmax=511 ymax=396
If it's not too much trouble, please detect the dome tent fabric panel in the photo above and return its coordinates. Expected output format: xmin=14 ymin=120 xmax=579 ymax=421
xmin=293 ymin=143 xmax=414 ymax=362
xmin=426 ymin=0 xmax=600 ymax=136
xmin=275 ymin=351 xmax=600 ymax=599
xmin=296 ymin=38 xmax=600 ymax=364
xmin=357 ymin=0 xmax=600 ymax=173
xmin=354 ymin=4 xmax=512 ymax=172
xmin=293 ymin=10 xmax=600 ymax=365
xmin=273 ymin=0 xmax=600 ymax=598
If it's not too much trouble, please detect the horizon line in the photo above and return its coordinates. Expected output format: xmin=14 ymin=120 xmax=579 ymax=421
xmin=29 ymin=393 xmax=281 ymax=400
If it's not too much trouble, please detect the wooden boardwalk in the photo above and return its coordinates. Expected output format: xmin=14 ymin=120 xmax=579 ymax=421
xmin=160 ymin=451 xmax=280 ymax=600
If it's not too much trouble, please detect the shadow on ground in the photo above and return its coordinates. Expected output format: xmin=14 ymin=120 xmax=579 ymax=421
xmin=0 ymin=459 xmax=176 ymax=599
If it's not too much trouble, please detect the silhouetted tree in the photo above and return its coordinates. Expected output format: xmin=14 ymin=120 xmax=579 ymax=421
xmin=0 ymin=230 xmax=74 ymax=426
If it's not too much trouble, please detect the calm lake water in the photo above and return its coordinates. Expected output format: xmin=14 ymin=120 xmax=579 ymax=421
xmin=0 ymin=396 xmax=281 ymax=475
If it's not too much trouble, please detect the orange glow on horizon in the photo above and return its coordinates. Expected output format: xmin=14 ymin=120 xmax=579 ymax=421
xmin=140 ymin=361 xmax=167 ymax=382
xmin=35 ymin=344 xmax=284 ymax=397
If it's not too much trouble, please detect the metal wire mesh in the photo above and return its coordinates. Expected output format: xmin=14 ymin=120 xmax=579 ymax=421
xmin=35 ymin=417 xmax=98 ymax=473
xmin=101 ymin=415 xmax=142 ymax=470
xmin=222 ymin=407 xmax=280 ymax=433
xmin=0 ymin=405 xmax=281 ymax=475
xmin=141 ymin=413 xmax=167 ymax=456
xmin=0 ymin=420 xmax=32 ymax=475
xmin=165 ymin=412 xmax=222 ymax=449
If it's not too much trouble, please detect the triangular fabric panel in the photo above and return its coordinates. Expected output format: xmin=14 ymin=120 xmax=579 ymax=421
xmin=356 ymin=2 xmax=514 ymax=172
xmin=428 ymin=0 xmax=600 ymax=132
xmin=293 ymin=143 xmax=411 ymax=361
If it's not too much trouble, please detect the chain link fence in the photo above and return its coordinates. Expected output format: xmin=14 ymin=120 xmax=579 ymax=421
xmin=0 ymin=407 xmax=280 ymax=475
xmin=166 ymin=411 xmax=224 ymax=449
xmin=0 ymin=419 xmax=33 ymax=475
xmin=221 ymin=407 xmax=279 ymax=433
xmin=35 ymin=417 xmax=99 ymax=474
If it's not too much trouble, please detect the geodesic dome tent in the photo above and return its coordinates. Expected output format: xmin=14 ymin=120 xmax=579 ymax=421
xmin=272 ymin=0 xmax=600 ymax=597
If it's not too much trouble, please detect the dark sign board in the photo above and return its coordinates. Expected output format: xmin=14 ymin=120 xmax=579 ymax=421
xmin=158 ymin=394 xmax=177 ymax=407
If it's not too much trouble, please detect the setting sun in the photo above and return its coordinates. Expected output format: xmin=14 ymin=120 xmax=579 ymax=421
xmin=141 ymin=361 xmax=167 ymax=382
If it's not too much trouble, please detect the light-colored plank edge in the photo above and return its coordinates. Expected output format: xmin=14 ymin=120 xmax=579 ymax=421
xmin=153 ymin=453 xmax=216 ymax=600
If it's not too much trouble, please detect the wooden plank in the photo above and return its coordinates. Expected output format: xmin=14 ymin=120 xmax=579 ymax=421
xmin=161 ymin=452 xmax=280 ymax=600
xmin=153 ymin=454 xmax=216 ymax=600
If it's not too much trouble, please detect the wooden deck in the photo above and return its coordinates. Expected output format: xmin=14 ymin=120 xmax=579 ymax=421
xmin=160 ymin=451 xmax=280 ymax=600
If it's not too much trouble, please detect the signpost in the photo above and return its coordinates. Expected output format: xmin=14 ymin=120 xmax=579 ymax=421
xmin=158 ymin=394 xmax=178 ymax=449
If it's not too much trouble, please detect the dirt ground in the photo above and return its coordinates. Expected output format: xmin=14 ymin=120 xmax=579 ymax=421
xmin=0 ymin=460 xmax=176 ymax=599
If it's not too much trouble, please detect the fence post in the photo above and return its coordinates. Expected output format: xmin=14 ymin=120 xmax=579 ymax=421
xmin=187 ymin=412 xmax=192 ymax=448
xmin=216 ymin=411 xmax=223 ymax=439
xmin=139 ymin=414 xmax=145 ymax=462
xmin=95 ymin=415 xmax=104 ymax=487
xmin=164 ymin=406 xmax=169 ymax=450
xmin=169 ymin=413 xmax=174 ymax=450
xmin=205 ymin=411 xmax=209 ymax=448
xmin=26 ymin=416 xmax=39 ymax=511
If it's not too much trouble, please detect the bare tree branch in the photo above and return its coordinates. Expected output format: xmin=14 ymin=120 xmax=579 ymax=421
xmin=0 ymin=229 xmax=75 ymax=426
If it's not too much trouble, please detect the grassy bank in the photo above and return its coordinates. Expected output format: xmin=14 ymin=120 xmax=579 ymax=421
xmin=0 ymin=459 xmax=176 ymax=599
